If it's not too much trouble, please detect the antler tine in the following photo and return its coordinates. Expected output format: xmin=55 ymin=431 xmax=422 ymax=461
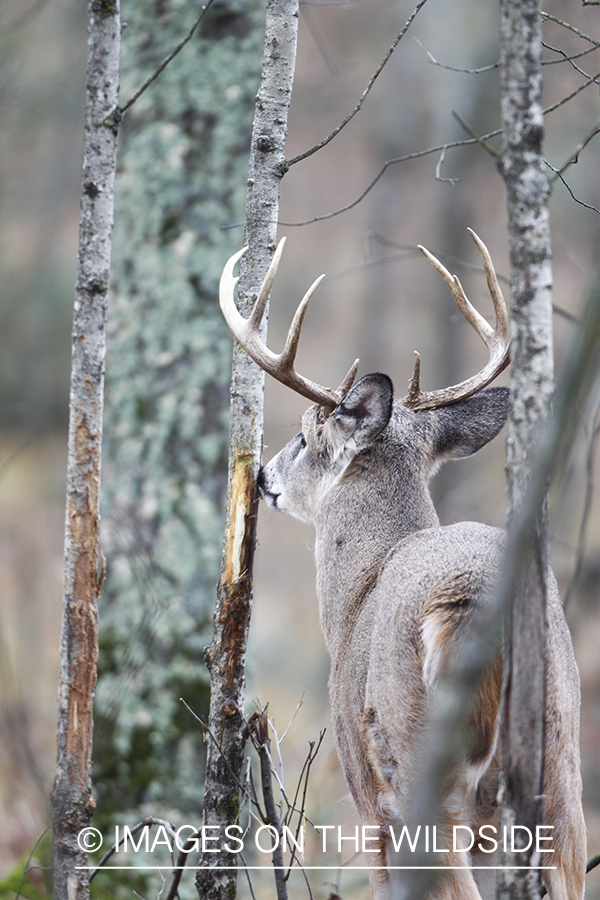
xmin=248 ymin=236 xmax=287 ymax=333
xmin=219 ymin=239 xmax=359 ymax=411
xmin=401 ymin=230 xmax=510 ymax=411
xmin=467 ymin=227 xmax=509 ymax=349
xmin=417 ymin=245 xmax=493 ymax=345
xmin=280 ymin=273 xmax=326 ymax=367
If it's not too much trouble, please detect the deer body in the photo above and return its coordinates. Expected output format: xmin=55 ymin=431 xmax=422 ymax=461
xmin=220 ymin=234 xmax=586 ymax=900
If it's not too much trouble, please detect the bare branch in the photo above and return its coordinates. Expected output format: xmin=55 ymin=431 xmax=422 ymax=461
xmin=285 ymin=0 xmax=429 ymax=168
xmin=542 ymin=40 xmax=598 ymax=78
xmin=413 ymin=37 xmax=499 ymax=73
xmin=89 ymin=818 xmax=176 ymax=883
xmin=542 ymin=42 xmax=600 ymax=65
xmin=279 ymin=130 xmax=502 ymax=226
xmin=540 ymin=11 xmax=600 ymax=47
xmin=452 ymin=110 xmax=500 ymax=158
xmin=545 ymin=160 xmax=600 ymax=215
xmin=119 ymin=0 xmax=216 ymax=116
xmin=434 ymin=145 xmax=461 ymax=184
xmin=14 ymin=827 xmax=51 ymax=900
xmin=547 ymin=115 xmax=600 ymax=180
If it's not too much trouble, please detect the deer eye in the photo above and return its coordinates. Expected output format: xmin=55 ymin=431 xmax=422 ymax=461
xmin=299 ymin=434 xmax=306 ymax=448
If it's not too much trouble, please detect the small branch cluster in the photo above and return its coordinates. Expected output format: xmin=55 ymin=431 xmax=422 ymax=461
xmin=278 ymin=6 xmax=600 ymax=227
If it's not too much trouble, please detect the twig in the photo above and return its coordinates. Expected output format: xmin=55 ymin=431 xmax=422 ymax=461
xmin=435 ymin=145 xmax=461 ymax=184
xmin=14 ymin=827 xmax=51 ymax=900
xmin=164 ymin=832 xmax=200 ymax=900
xmin=542 ymin=40 xmax=597 ymax=78
xmin=182 ymin=698 xmax=254 ymax=801
xmin=543 ymin=69 xmax=600 ymax=117
xmin=452 ymin=110 xmax=500 ymax=158
xmin=541 ymin=42 xmax=599 ymax=66
xmin=119 ymin=0 xmax=216 ymax=116
xmin=413 ymin=37 xmax=498 ymax=73
xmin=278 ymin=694 xmax=305 ymax=744
xmin=239 ymin=854 xmax=259 ymax=900
xmin=544 ymin=161 xmax=600 ymax=215
xmin=285 ymin=0 xmax=429 ymax=168
xmin=279 ymin=131 xmax=502 ymax=226
xmin=285 ymin=732 xmax=326 ymax=881
xmin=547 ymin=116 xmax=600 ymax=180
xmin=540 ymin=12 xmax=600 ymax=48
xmin=251 ymin=712 xmax=288 ymax=900
xmin=89 ymin=817 xmax=176 ymax=882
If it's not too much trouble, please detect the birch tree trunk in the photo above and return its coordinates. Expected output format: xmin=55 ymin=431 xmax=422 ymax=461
xmin=51 ymin=2 xmax=120 ymax=898
xmin=498 ymin=1 xmax=552 ymax=896
xmin=197 ymin=2 xmax=299 ymax=897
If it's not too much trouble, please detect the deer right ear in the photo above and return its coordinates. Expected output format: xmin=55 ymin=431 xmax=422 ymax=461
xmin=328 ymin=374 xmax=394 ymax=457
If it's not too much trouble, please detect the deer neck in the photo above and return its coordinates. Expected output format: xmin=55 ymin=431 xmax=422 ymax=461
xmin=313 ymin=464 xmax=439 ymax=655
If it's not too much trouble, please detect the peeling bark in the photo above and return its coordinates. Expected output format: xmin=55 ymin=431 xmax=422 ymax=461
xmin=197 ymin=2 xmax=299 ymax=898
xmin=498 ymin=1 xmax=552 ymax=897
xmin=51 ymin=2 xmax=120 ymax=898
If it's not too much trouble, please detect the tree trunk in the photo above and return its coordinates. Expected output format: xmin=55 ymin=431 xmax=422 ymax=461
xmin=95 ymin=0 xmax=264 ymax=826
xmin=51 ymin=2 xmax=120 ymax=898
xmin=197 ymin=2 xmax=299 ymax=898
xmin=498 ymin=0 xmax=552 ymax=896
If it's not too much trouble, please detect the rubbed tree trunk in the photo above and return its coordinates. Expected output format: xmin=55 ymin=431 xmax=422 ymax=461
xmin=51 ymin=2 xmax=120 ymax=898
xmin=498 ymin=1 xmax=552 ymax=897
xmin=197 ymin=2 xmax=299 ymax=898
xmin=95 ymin=0 xmax=264 ymax=826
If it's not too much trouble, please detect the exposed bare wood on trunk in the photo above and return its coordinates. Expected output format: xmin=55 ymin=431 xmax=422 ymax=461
xmin=51 ymin=2 xmax=120 ymax=897
xmin=197 ymin=2 xmax=299 ymax=898
xmin=498 ymin=1 xmax=552 ymax=897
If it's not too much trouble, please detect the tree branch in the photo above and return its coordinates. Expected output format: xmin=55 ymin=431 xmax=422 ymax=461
xmin=118 ymin=0 xmax=216 ymax=116
xmin=285 ymin=0 xmax=429 ymax=168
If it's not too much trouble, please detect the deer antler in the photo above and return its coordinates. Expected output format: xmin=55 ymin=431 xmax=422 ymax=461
xmin=402 ymin=228 xmax=510 ymax=410
xmin=219 ymin=237 xmax=359 ymax=411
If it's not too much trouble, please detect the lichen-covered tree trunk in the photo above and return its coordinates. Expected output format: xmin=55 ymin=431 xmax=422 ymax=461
xmin=197 ymin=2 xmax=299 ymax=898
xmin=95 ymin=0 xmax=264 ymax=826
xmin=498 ymin=1 xmax=552 ymax=896
xmin=51 ymin=1 xmax=120 ymax=897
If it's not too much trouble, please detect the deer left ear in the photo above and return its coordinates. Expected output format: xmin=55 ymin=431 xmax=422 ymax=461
xmin=431 ymin=386 xmax=509 ymax=460
xmin=328 ymin=373 xmax=394 ymax=456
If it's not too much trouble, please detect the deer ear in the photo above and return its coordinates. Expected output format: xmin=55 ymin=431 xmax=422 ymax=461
xmin=329 ymin=373 xmax=394 ymax=455
xmin=431 ymin=386 xmax=509 ymax=460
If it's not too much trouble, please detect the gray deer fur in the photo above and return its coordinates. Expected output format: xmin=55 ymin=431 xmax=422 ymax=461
xmin=257 ymin=374 xmax=586 ymax=900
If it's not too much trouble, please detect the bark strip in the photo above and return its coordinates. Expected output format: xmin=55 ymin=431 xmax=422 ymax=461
xmin=498 ymin=1 xmax=552 ymax=897
xmin=51 ymin=3 xmax=120 ymax=898
xmin=197 ymin=3 xmax=299 ymax=899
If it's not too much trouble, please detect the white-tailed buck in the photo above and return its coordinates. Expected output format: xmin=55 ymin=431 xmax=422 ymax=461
xmin=220 ymin=232 xmax=585 ymax=900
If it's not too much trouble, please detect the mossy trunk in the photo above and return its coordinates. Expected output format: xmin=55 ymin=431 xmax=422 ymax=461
xmin=95 ymin=0 xmax=264 ymax=828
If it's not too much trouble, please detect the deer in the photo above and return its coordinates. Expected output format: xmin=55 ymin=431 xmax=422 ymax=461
xmin=219 ymin=230 xmax=586 ymax=900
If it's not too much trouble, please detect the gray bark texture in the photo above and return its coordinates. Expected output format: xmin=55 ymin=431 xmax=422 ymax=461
xmin=197 ymin=2 xmax=299 ymax=898
xmin=51 ymin=2 xmax=120 ymax=898
xmin=498 ymin=0 xmax=552 ymax=896
xmin=95 ymin=0 xmax=264 ymax=826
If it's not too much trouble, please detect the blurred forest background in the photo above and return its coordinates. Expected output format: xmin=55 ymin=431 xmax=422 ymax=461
xmin=1 ymin=0 xmax=599 ymax=898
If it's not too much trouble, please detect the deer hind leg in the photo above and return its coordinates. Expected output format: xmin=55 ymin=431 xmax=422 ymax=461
xmin=540 ymin=803 xmax=586 ymax=900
